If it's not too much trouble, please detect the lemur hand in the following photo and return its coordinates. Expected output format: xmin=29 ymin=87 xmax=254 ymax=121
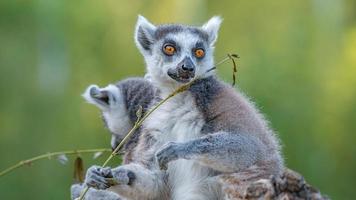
xmin=85 ymin=165 xmax=136 ymax=190
xmin=155 ymin=142 xmax=184 ymax=170
xmin=111 ymin=166 xmax=136 ymax=185
xmin=85 ymin=166 xmax=113 ymax=190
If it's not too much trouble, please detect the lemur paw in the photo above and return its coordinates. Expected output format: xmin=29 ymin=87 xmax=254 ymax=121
xmin=83 ymin=84 xmax=121 ymax=111
xmin=85 ymin=165 xmax=113 ymax=190
xmin=155 ymin=142 xmax=182 ymax=170
xmin=111 ymin=166 xmax=136 ymax=185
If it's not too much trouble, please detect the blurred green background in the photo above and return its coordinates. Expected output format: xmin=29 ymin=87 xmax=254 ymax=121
xmin=1 ymin=0 xmax=355 ymax=199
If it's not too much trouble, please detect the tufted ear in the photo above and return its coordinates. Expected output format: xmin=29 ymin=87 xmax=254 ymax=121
xmin=134 ymin=15 xmax=157 ymax=55
xmin=201 ymin=16 xmax=223 ymax=46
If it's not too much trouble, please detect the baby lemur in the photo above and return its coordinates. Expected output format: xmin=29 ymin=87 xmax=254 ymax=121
xmin=71 ymin=16 xmax=283 ymax=200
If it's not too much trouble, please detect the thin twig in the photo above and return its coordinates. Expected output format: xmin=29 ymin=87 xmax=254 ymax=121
xmin=77 ymin=54 xmax=239 ymax=200
xmin=0 ymin=148 xmax=112 ymax=177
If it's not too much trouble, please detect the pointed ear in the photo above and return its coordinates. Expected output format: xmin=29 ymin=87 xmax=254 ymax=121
xmin=134 ymin=15 xmax=157 ymax=54
xmin=201 ymin=16 xmax=223 ymax=46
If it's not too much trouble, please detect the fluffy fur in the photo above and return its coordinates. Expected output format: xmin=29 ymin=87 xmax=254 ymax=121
xmin=71 ymin=16 xmax=283 ymax=200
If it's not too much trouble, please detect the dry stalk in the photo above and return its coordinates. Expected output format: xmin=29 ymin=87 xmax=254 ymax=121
xmin=0 ymin=148 xmax=112 ymax=177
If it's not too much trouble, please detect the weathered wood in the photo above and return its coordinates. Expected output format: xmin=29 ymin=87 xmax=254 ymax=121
xmin=219 ymin=168 xmax=329 ymax=200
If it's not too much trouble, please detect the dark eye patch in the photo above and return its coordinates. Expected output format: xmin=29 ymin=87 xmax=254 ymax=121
xmin=195 ymin=41 xmax=205 ymax=49
xmin=161 ymin=39 xmax=180 ymax=54
xmin=192 ymin=41 xmax=206 ymax=59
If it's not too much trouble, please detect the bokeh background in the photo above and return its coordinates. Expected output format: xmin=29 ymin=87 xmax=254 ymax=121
xmin=1 ymin=0 xmax=355 ymax=199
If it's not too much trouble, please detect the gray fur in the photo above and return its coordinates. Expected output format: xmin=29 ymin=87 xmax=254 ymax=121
xmin=71 ymin=184 xmax=121 ymax=200
xmin=115 ymin=78 xmax=157 ymax=157
xmin=188 ymin=75 xmax=223 ymax=129
xmin=155 ymin=25 xmax=209 ymax=42
xmin=137 ymin=26 xmax=153 ymax=51
xmin=157 ymin=131 xmax=267 ymax=172
xmin=135 ymin=16 xmax=156 ymax=53
xmin=82 ymin=77 xmax=157 ymax=163
xmin=117 ymin=78 xmax=157 ymax=123
xmin=73 ymin=15 xmax=284 ymax=200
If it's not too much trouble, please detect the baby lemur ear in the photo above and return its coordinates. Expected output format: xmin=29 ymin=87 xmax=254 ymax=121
xmin=135 ymin=15 xmax=157 ymax=55
xmin=201 ymin=16 xmax=223 ymax=46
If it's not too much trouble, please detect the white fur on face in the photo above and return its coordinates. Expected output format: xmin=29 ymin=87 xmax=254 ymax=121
xmin=145 ymin=32 xmax=215 ymax=94
xmin=134 ymin=16 xmax=222 ymax=94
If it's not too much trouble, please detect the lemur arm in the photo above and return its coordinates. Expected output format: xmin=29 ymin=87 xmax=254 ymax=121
xmin=156 ymin=132 xmax=267 ymax=173
xmin=109 ymin=164 xmax=167 ymax=200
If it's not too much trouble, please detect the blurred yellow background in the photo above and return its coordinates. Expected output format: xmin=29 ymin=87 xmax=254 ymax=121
xmin=0 ymin=0 xmax=355 ymax=199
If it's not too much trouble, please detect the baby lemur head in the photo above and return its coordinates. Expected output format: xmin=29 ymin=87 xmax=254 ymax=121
xmin=135 ymin=15 xmax=222 ymax=91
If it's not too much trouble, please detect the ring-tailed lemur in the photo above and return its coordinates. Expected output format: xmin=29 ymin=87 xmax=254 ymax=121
xmin=71 ymin=16 xmax=283 ymax=200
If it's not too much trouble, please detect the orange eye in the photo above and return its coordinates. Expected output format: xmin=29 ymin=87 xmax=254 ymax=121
xmin=163 ymin=45 xmax=176 ymax=56
xmin=194 ymin=48 xmax=205 ymax=58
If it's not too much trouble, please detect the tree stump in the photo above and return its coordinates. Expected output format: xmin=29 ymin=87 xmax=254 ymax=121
xmin=219 ymin=168 xmax=329 ymax=200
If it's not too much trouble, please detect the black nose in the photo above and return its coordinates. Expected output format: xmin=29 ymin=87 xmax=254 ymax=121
xmin=180 ymin=57 xmax=195 ymax=72
xmin=182 ymin=64 xmax=194 ymax=72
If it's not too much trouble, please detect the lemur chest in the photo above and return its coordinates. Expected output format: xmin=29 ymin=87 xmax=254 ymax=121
xmin=144 ymin=93 xmax=205 ymax=143
xmin=144 ymin=94 xmax=212 ymax=199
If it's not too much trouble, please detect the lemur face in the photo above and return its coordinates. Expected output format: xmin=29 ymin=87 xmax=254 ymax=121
xmin=135 ymin=16 xmax=222 ymax=89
